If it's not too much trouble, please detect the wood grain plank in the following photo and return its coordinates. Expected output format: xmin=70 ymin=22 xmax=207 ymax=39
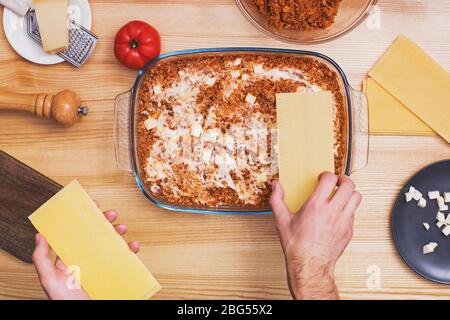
xmin=0 ymin=151 xmax=62 ymax=263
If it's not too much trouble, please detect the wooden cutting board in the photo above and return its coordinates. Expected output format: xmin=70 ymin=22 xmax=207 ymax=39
xmin=0 ymin=150 xmax=62 ymax=263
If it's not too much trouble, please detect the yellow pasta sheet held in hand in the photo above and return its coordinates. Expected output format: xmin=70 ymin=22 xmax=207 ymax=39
xmin=276 ymin=92 xmax=334 ymax=212
xmin=363 ymin=78 xmax=434 ymax=135
xmin=29 ymin=180 xmax=161 ymax=300
xmin=368 ymin=35 xmax=450 ymax=142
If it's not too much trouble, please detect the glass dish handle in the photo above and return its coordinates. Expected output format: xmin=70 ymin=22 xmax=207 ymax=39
xmin=114 ymin=89 xmax=133 ymax=174
xmin=348 ymin=87 xmax=369 ymax=174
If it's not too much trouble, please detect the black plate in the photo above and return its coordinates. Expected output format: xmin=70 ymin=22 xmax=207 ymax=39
xmin=392 ymin=159 xmax=450 ymax=283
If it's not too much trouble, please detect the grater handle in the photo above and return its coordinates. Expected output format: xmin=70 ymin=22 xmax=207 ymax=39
xmin=348 ymin=86 xmax=369 ymax=175
xmin=114 ymin=89 xmax=134 ymax=174
xmin=0 ymin=89 xmax=87 ymax=126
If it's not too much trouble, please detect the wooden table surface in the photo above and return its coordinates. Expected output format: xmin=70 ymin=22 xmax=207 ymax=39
xmin=0 ymin=0 xmax=449 ymax=300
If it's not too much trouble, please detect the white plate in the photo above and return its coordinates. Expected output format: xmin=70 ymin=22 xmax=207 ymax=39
xmin=3 ymin=0 xmax=92 ymax=65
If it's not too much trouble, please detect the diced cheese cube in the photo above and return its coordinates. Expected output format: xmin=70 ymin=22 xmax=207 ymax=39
xmin=437 ymin=221 xmax=444 ymax=228
xmin=446 ymin=214 xmax=450 ymax=224
xmin=405 ymin=192 xmax=413 ymax=202
xmin=224 ymin=153 xmax=236 ymax=169
xmin=188 ymin=74 xmax=199 ymax=83
xmin=202 ymin=129 xmax=219 ymax=142
xmin=153 ymin=85 xmax=162 ymax=95
xmin=423 ymin=245 xmax=433 ymax=254
xmin=437 ymin=197 xmax=449 ymax=210
xmin=423 ymin=222 xmax=430 ymax=230
xmin=442 ymin=225 xmax=450 ymax=236
xmin=417 ymin=197 xmax=427 ymax=208
xmin=436 ymin=211 xmax=446 ymax=223
xmin=428 ymin=190 xmax=440 ymax=200
xmin=413 ymin=190 xmax=422 ymax=201
xmin=205 ymin=77 xmax=216 ymax=86
xmin=423 ymin=242 xmax=437 ymax=254
xmin=150 ymin=184 xmax=160 ymax=193
xmin=408 ymin=186 xmax=416 ymax=193
xmin=245 ymin=93 xmax=256 ymax=104
xmin=144 ymin=118 xmax=159 ymax=130
xmin=225 ymin=173 xmax=236 ymax=190
xmin=231 ymin=71 xmax=241 ymax=79
xmin=191 ymin=123 xmax=202 ymax=138
xmin=202 ymin=148 xmax=213 ymax=163
xmin=444 ymin=192 xmax=450 ymax=203
xmin=162 ymin=127 xmax=177 ymax=140
xmin=437 ymin=196 xmax=445 ymax=208
xmin=178 ymin=91 xmax=190 ymax=102
xmin=225 ymin=135 xmax=235 ymax=151
xmin=214 ymin=154 xmax=224 ymax=166
xmin=256 ymin=174 xmax=267 ymax=183
xmin=253 ymin=64 xmax=263 ymax=74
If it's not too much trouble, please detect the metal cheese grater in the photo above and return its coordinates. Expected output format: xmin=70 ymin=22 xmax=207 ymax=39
xmin=26 ymin=9 xmax=97 ymax=68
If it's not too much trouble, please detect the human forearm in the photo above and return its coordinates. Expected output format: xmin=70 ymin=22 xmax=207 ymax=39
xmin=270 ymin=173 xmax=361 ymax=301
xmin=286 ymin=257 xmax=338 ymax=300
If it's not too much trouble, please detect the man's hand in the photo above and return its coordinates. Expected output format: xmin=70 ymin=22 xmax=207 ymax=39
xmin=270 ymin=172 xmax=361 ymax=300
xmin=32 ymin=209 xmax=140 ymax=300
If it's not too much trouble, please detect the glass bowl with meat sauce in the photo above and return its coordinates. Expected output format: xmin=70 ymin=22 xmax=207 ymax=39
xmin=114 ymin=48 xmax=368 ymax=214
xmin=235 ymin=0 xmax=378 ymax=44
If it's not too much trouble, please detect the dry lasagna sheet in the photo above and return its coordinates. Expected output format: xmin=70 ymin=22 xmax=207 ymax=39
xmin=137 ymin=54 xmax=345 ymax=207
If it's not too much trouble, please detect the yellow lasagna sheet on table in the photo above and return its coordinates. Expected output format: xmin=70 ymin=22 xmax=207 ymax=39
xmin=29 ymin=180 xmax=161 ymax=300
xmin=276 ymin=92 xmax=335 ymax=212
xmin=368 ymin=35 xmax=450 ymax=142
xmin=363 ymin=78 xmax=434 ymax=136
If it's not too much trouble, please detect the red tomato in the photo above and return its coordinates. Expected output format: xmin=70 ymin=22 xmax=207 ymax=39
xmin=114 ymin=21 xmax=161 ymax=69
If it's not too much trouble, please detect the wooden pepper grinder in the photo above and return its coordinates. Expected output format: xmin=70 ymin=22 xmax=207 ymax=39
xmin=0 ymin=89 xmax=88 ymax=126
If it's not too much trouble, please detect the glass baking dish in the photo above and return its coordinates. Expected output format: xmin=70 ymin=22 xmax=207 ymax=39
xmin=235 ymin=0 xmax=378 ymax=44
xmin=114 ymin=48 xmax=368 ymax=214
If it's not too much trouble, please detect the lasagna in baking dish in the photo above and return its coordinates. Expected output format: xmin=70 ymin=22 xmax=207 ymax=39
xmin=137 ymin=54 xmax=346 ymax=207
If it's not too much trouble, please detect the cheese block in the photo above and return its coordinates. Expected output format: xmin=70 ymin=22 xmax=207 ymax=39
xmin=29 ymin=180 xmax=161 ymax=300
xmin=368 ymin=35 xmax=450 ymax=143
xmin=363 ymin=78 xmax=434 ymax=136
xmin=33 ymin=0 xmax=69 ymax=53
xmin=276 ymin=92 xmax=334 ymax=212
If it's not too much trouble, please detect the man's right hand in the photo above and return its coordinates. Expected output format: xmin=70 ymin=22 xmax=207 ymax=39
xmin=269 ymin=172 xmax=362 ymax=300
